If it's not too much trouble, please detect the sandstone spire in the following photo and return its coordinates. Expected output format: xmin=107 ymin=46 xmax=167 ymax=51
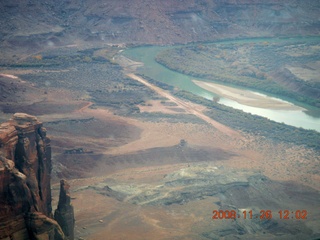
xmin=0 ymin=113 xmax=73 ymax=240
xmin=54 ymin=180 xmax=75 ymax=240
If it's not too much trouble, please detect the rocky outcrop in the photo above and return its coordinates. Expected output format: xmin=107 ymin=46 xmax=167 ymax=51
xmin=54 ymin=180 xmax=75 ymax=240
xmin=0 ymin=113 xmax=73 ymax=240
xmin=0 ymin=0 xmax=319 ymax=50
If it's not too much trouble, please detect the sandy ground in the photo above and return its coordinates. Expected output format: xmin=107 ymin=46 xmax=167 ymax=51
xmin=128 ymin=73 xmax=241 ymax=139
xmin=115 ymin=55 xmax=144 ymax=72
xmin=286 ymin=66 xmax=320 ymax=82
xmin=193 ymin=80 xmax=305 ymax=110
xmin=138 ymin=100 xmax=186 ymax=114
xmin=2 ymin=68 xmax=320 ymax=240
xmin=0 ymin=73 xmax=19 ymax=79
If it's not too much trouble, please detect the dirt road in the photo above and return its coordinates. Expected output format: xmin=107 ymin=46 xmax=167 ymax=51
xmin=127 ymin=73 xmax=241 ymax=138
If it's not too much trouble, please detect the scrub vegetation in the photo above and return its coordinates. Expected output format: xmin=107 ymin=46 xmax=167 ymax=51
xmin=138 ymin=74 xmax=320 ymax=150
xmin=7 ymin=47 xmax=157 ymax=115
xmin=155 ymin=40 xmax=320 ymax=107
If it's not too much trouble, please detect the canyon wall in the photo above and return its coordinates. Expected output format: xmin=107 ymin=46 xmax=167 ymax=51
xmin=0 ymin=0 xmax=319 ymax=52
xmin=0 ymin=113 xmax=73 ymax=240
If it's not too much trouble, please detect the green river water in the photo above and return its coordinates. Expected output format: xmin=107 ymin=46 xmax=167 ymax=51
xmin=122 ymin=37 xmax=320 ymax=132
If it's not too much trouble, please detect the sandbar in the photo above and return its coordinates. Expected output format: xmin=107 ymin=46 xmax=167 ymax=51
xmin=193 ymin=80 xmax=305 ymax=110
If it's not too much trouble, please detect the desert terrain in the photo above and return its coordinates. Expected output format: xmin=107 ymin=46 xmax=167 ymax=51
xmin=1 ymin=1 xmax=320 ymax=239
xmin=1 ymin=48 xmax=319 ymax=239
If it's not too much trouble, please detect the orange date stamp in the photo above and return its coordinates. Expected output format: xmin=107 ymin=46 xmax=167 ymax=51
xmin=212 ymin=210 xmax=308 ymax=220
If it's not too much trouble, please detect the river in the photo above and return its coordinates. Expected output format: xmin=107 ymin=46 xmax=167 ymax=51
xmin=122 ymin=37 xmax=320 ymax=132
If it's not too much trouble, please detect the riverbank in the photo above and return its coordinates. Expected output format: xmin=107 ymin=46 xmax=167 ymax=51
xmin=193 ymin=80 xmax=305 ymax=110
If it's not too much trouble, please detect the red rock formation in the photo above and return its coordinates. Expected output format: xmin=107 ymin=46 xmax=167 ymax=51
xmin=0 ymin=113 xmax=69 ymax=240
xmin=54 ymin=180 xmax=75 ymax=240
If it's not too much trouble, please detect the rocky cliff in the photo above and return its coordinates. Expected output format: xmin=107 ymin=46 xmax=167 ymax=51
xmin=0 ymin=113 xmax=73 ymax=240
xmin=54 ymin=180 xmax=75 ymax=240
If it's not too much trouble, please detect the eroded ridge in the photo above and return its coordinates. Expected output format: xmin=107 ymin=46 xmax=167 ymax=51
xmin=0 ymin=113 xmax=73 ymax=240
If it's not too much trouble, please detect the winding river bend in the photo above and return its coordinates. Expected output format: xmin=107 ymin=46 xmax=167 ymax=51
xmin=122 ymin=37 xmax=320 ymax=132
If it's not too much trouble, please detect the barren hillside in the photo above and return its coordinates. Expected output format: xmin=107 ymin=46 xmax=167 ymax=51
xmin=1 ymin=0 xmax=319 ymax=54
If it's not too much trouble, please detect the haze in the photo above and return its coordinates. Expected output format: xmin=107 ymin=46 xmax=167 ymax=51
xmin=0 ymin=1 xmax=320 ymax=240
